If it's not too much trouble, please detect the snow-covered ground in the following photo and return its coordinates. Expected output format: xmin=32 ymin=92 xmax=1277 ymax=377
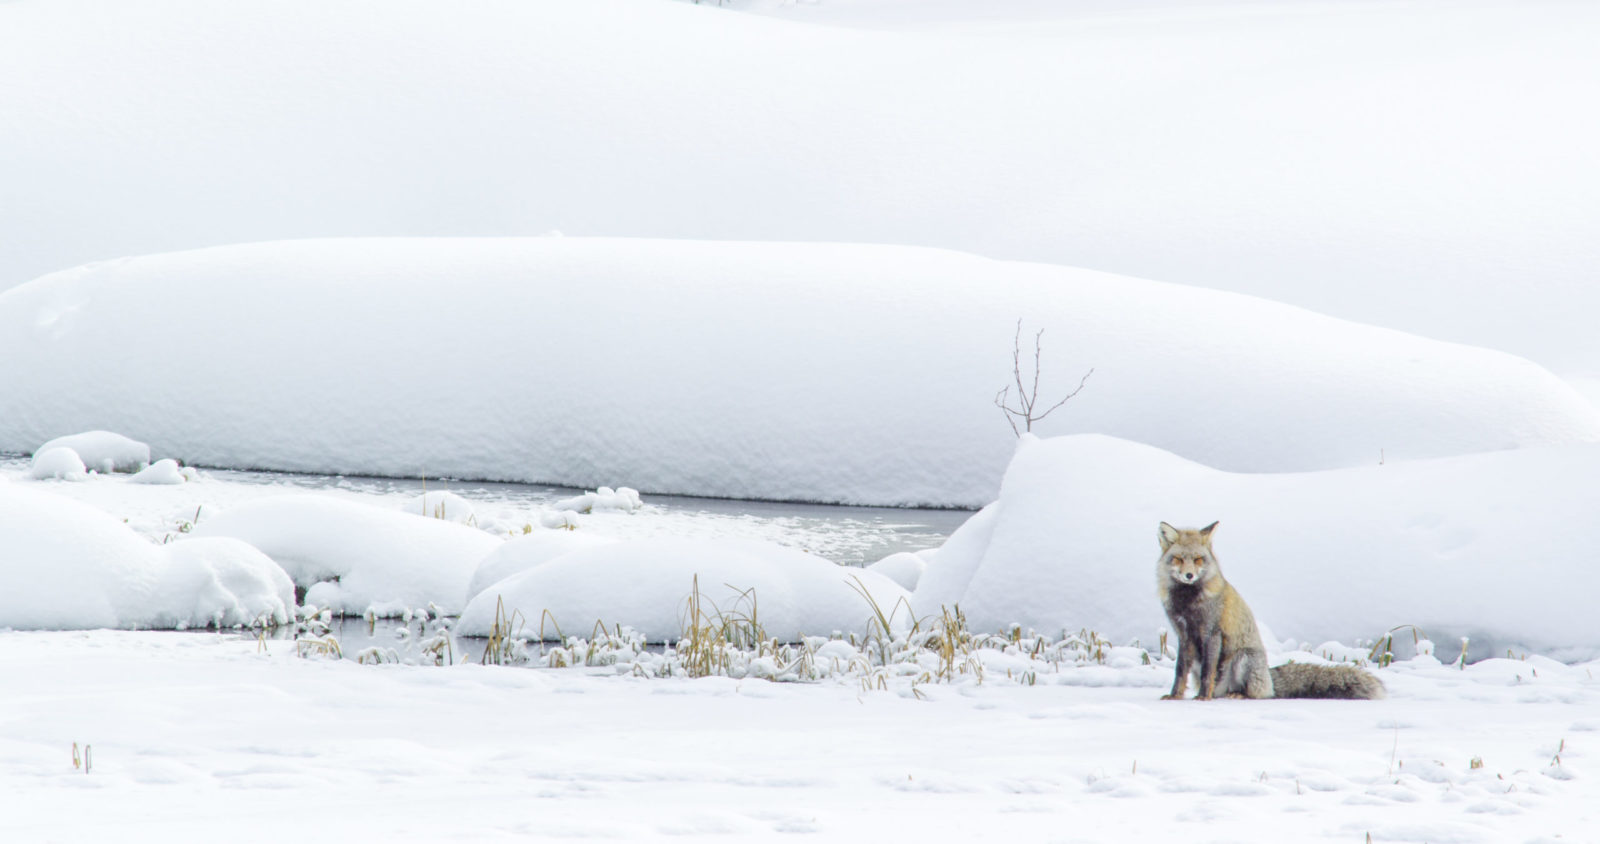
xmin=4 ymin=0 xmax=1598 ymax=384
xmin=4 ymin=238 xmax=1595 ymax=506
xmin=2 ymin=630 xmax=1594 ymax=842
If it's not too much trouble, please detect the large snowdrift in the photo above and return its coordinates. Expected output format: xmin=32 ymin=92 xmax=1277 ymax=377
xmin=189 ymin=495 xmax=500 ymax=616
xmin=922 ymin=435 xmax=1600 ymax=658
xmin=2 ymin=238 xmax=1594 ymax=507
xmin=0 ymin=485 xmax=294 ymax=630
xmin=2 ymin=0 xmax=1597 ymax=378
xmin=458 ymin=538 xmax=912 ymax=643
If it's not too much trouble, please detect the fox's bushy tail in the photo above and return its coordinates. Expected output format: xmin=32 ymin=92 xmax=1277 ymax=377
xmin=1270 ymin=663 xmax=1385 ymax=700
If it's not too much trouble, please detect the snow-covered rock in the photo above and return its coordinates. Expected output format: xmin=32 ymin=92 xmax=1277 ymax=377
xmin=2 ymin=238 xmax=1595 ymax=508
xmin=36 ymin=431 xmax=150 ymax=473
xmin=401 ymin=490 xmax=477 ymax=524
xmin=29 ymin=447 xmax=88 ymax=481
xmin=0 ymin=485 xmax=293 ymax=630
xmin=457 ymin=538 xmax=913 ymax=643
xmin=130 ymin=458 xmax=193 ymax=485
xmin=466 ymin=530 xmax=616 ymax=603
xmin=551 ymin=486 xmax=643 ymax=514
xmin=190 ymin=495 xmax=500 ymax=616
xmin=865 ymin=552 xmax=927 ymax=592
xmin=149 ymin=537 xmax=296 ymax=629
xmin=925 ymin=435 xmax=1600 ymax=659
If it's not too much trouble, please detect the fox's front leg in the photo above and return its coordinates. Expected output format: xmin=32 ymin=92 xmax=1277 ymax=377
xmin=1196 ymin=633 xmax=1223 ymax=700
xmin=1162 ymin=639 xmax=1196 ymax=700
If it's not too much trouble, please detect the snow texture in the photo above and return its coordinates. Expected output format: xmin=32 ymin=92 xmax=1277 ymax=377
xmin=2 ymin=238 xmax=1595 ymax=507
xmin=458 ymin=538 xmax=913 ymax=643
xmin=926 ymin=434 xmax=1600 ymax=658
xmin=36 ymin=430 xmax=150 ymax=473
xmin=2 ymin=628 xmax=1595 ymax=842
xmin=188 ymin=495 xmax=500 ymax=616
xmin=2 ymin=0 xmax=1598 ymax=383
xmin=0 ymin=485 xmax=292 ymax=630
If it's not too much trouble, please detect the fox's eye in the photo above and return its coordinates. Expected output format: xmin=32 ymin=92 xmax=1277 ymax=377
xmin=1192 ymin=558 xmax=1204 ymax=566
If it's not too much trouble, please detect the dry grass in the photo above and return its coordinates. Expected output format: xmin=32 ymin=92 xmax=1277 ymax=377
xmin=481 ymin=596 xmax=527 ymax=666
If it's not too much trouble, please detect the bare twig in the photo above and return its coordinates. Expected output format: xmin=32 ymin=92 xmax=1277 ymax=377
xmin=994 ymin=319 xmax=1093 ymax=435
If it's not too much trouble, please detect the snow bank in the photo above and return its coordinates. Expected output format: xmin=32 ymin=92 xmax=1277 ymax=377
xmin=927 ymin=435 xmax=1600 ymax=658
xmin=29 ymin=447 xmax=87 ymax=481
xmin=190 ymin=495 xmax=499 ymax=616
xmin=37 ymin=431 xmax=150 ymax=473
xmin=3 ymin=0 xmax=1598 ymax=379
xmin=2 ymin=238 xmax=1595 ymax=507
xmin=0 ymin=485 xmax=293 ymax=630
xmin=458 ymin=538 xmax=912 ymax=643
xmin=464 ymin=531 xmax=616 ymax=604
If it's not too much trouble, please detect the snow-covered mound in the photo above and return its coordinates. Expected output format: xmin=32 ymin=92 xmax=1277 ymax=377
xmin=465 ymin=530 xmax=616 ymax=604
xmin=36 ymin=430 xmax=150 ymax=473
xmin=865 ymin=552 xmax=927 ymax=592
xmin=923 ymin=435 xmax=1600 ymax=659
xmin=552 ymin=486 xmax=643 ymax=515
xmin=458 ymin=538 xmax=912 ymax=643
xmin=0 ymin=485 xmax=293 ymax=630
xmin=149 ymin=538 xmax=297 ymax=630
xmin=2 ymin=238 xmax=1595 ymax=507
xmin=400 ymin=490 xmax=477 ymax=524
xmin=2 ymin=1 xmax=1598 ymax=379
xmin=189 ymin=495 xmax=500 ymax=616
xmin=29 ymin=447 xmax=88 ymax=481
xmin=130 ymin=458 xmax=195 ymax=485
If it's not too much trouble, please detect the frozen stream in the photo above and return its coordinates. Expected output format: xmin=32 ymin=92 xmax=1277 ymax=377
xmin=0 ymin=456 xmax=972 ymax=566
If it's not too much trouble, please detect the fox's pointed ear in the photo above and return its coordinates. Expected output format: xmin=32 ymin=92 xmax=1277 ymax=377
xmin=1199 ymin=521 xmax=1219 ymax=545
xmin=1158 ymin=522 xmax=1179 ymax=552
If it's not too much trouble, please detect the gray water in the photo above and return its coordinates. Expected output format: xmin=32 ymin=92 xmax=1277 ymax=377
xmin=213 ymin=467 xmax=974 ymax=567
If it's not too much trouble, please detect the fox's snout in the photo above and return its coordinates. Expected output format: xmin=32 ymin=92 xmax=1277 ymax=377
xmin=1181 ymin=572 xmax=1197 ymax=583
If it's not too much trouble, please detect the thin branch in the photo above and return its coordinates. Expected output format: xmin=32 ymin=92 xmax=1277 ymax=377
xmin=994 ymin=319 xmax=1092 ymax=436
xmin=1031 ymin=367 xmax=1094 ymax=425
xmin=994 ymin=385 xmax=1021 ymax=437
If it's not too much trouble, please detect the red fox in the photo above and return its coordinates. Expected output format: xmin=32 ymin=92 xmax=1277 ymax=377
xmin=1157 ymin=521 xmax=1384 ymax=700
